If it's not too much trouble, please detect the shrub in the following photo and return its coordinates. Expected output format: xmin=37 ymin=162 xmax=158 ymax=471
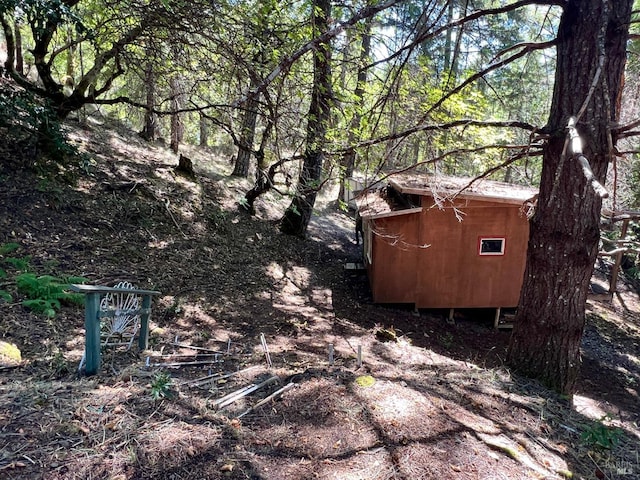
xmin=16 ymin=273 xmax=87 ymax=318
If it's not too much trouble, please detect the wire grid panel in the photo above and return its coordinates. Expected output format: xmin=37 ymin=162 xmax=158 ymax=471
xmin=100 ymin=281 xmax=141 ymax=349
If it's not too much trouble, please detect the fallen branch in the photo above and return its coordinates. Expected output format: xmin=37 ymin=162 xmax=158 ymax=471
xmin=212 ymin=376 xmax=279 ymax=410
xmin=171 ymin=338 xmax=229 ymax=355
xmin=236 ymin=382 xmax=297 ymax=418
xmin=179 ymin=365 xmax=261 ymax=388
xmin=146 ymin=357 xmax=224 ymax=368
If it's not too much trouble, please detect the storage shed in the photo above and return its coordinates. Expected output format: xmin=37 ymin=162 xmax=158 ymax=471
xmin=356 ymin=174 xmax=538 ymax=310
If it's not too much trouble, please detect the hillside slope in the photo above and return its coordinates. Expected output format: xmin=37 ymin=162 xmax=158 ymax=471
xmin=0 ymin=121 xmax=638 ymax=480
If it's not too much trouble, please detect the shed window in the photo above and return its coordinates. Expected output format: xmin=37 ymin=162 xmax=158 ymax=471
xmin=479 ymin=237 xmax=505 ymax=256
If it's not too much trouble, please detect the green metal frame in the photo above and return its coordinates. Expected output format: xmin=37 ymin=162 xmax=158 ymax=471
xmin=70 ymin=284 xmax=161 ymax=375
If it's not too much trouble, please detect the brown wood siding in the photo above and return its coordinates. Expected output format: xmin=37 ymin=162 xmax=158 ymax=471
xmin=367 ymin=213 xmax=420 ymax=304
xmin=416 ymin=198 xmax=529 ymax=308
xmin=365 ymin=196 xmax=530 ymax=308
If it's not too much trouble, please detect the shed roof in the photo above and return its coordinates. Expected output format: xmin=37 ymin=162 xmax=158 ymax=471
xmin=356 ymin=173 xmax=538 ymax=219
xmin=390 ymin=173 xmax=538 ymax=204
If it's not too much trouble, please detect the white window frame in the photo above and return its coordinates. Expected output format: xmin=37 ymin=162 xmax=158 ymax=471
xmin=478 ymin=237 xmax=506 ymax=256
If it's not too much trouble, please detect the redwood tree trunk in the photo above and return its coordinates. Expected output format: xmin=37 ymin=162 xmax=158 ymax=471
xmin=280 ymin=0 xmax=332 ymax=236
xmin=507 ymin=0 xmax=632 ymax=394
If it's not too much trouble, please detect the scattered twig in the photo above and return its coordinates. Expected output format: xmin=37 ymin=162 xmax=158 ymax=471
xmin=164 ymin=199 xmax=187 ymax=238
xmin=237 ymin=382 xmax=297 ymax=418
xmin=148 ymin=354 xmax=222 ymax=359
xmin=146 ymin=357 xmax=224 ymax=368
xmin=260 ymin=333 xmax=272 ymax=369
xmin=213 ymin=376 xmax=279 ymax=410
xmin=170 ymin=339 xmax=227 ymax=355
xmin=0 ymin=364 xmax=22 ymax=371
xmin=587 ymin=452 xmax=612 ymax=480
xmin=179 ymin=365 xmax=261 ymax=388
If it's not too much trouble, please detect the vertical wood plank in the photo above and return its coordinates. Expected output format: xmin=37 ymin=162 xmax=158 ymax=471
xmin=84 ymin=293 xmax=101 ymax=375
xmin=139 ymin=295 xmax=152 ymax=350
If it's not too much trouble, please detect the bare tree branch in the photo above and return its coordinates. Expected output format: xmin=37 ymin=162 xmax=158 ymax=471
xmin=340 ymin=118 xmax=540 ymax=152
xmin=369 ymin=0 xmax=563 ymax=69
xmin=613 ymin=118 xmax=640 ymax=136
xmin=361 ymin=142 xmax=543 ymax=191
xmin=422 ymin=41 xmax=555 ymax=122
xmin=232 ymin=0 xmax=406 ymax=107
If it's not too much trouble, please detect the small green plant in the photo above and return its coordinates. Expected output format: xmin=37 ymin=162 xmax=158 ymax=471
xmin=0 ymin=243 xmax=86 ymax=314
xmin=16 ymin=273 xmax=87 ymax=317
xmin=5 ymin=255 xmax=32 ymax=272
xmin=209 ymin=208 xmax=229 ymax=232
xmin=150 ymin=371 xmax=173 ymax=400
xmin=580 ymin=415 xmax=623 ymax=449
xmin=0 ymin=243 xmax=20 ymax=256
xmin=237 ymin=196 xmax=249 ymax=210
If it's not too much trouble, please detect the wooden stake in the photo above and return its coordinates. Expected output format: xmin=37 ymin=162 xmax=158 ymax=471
xmin=328 ymin=344 xmax=334 ymax=365
xmin=260 ymin=333 xmax=272 ymax=369
xmin=357 ymin=345 xmax=362 ymax=368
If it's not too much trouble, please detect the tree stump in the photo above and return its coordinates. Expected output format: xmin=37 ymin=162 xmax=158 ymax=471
xmin=176 ymin=154 xmax=195 ymax=177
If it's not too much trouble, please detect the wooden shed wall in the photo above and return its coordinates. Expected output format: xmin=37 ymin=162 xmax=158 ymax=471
xmin=366 ymin=197 xmax=529 ymax=308
xmin=366 ymin=213 xmax=420 ymax=304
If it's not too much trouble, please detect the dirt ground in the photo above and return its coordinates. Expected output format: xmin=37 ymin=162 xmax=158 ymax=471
xmin=0 ymin=120 xmax=639 ymax=480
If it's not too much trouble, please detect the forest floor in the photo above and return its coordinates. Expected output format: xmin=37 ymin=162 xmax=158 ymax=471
xmin=0 ymin=118 xmax=639 ymax=480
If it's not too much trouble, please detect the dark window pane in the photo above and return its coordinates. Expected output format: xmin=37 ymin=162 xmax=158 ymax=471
xmin=480 ymin=239 xmax=504 ymax=254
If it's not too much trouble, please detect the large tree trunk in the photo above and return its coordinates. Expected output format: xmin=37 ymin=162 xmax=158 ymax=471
xmin=199 ymin=113 xmax=209 ymax=147
xmin=280 ymin=0 xmax=332 ymax=236
xmin=232 ymin=87 xmax=260 ymax=177
xmin=14 ymin=20 xmax=23 ymax=75
xmin=1 ymin=14 xmax=16 ymax=72
xmin=338 ymin=16 xmax=372 ymax=204
xmin=169 ymin=76 xmax=184 ymax=153
xmin=139 ymin=52 xmax=157 ymax=142
xmin=507 ymin=0 xmax=632 ymax=395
